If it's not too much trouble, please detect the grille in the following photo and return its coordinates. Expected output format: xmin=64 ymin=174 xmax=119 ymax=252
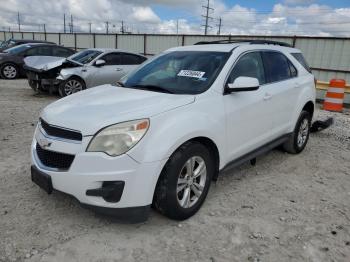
xmin=36 ymin=143 xmax=75 ymax=170
xmin=40 ymin=119 xmax=82 ymax=141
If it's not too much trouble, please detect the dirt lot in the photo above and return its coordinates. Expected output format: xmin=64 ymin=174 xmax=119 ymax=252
xmin=0 ymin=79 xmax=350 ymax=262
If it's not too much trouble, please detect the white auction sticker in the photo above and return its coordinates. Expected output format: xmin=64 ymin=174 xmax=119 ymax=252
xmin=177 ymin=70 xmax=205 ymax=79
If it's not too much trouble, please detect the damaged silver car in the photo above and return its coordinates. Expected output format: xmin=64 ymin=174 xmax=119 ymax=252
xmin=24 ymin=48 xmax=147 ymax=96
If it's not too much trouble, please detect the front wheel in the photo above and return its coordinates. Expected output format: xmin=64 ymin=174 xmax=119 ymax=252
xmin=283 ymin=111 xmax=311 ymax=154
xmin=1 ymin=63 xmax=19 ymax=79
xmin=153 ymin=141 xmax=214 ymax=220
xmin=58 ymin=77 xmax=85 ymax=97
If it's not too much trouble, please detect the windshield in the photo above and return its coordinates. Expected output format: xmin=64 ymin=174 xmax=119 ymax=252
xmin=69 ymin=50 xmax=102 ymax=64
xmin=122 ymin=51 xmax=230 ymax=95
xmin=4 ymin=44 xmax=30 ymax=54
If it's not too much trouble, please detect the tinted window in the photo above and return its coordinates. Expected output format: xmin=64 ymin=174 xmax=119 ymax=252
xmin=26 ymin=46 xmax=52 ymax=56
xmin=262 ymin=51 xmax=294 ymax=83
xmin=123 ymin=51 xmax=229 ymax=94
xmin=289 ymin=60 xmax=298 ymax=77
xmin=69 ymin=50 xmax=102 ymax=64
xmin=122 ymin=54 xmax=143 ymax=65
xmin=228 ymin=52 xmax=266 ymax=85
xmin=292 ymin=53 xmax=312 ymax=73
xmin=101 ymin=53 xmax=122 ymax=65
xmin=52 ymin=47 xmax=73 ymax=57
xmin=3 ymin=44 xmax=31 ymax=54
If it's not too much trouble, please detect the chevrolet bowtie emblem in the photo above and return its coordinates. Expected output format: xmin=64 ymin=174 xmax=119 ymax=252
xmin=39 ymin=138 xmax=52 ymax=148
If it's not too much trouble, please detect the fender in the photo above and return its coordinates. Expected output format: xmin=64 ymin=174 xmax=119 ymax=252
xmin=289 ymin=76 xmax=316 ymax=132
xmin=128 ymin=93 xmax=227 ymax=169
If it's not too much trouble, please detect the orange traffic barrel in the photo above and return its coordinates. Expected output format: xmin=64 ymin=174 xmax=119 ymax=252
xmin=323 ymin=79 xmax=346 ymax=112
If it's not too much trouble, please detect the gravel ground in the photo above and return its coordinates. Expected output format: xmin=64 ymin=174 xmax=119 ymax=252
xmin=0 ymin=79 xmax=350 ymax=262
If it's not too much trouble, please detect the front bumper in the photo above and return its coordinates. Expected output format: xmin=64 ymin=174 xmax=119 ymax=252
xmin=31 ymin=126 xmax=167 ymax=221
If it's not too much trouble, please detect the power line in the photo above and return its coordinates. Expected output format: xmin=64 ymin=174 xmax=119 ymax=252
xmin=202 ymin=0 xmax=213 ymax=35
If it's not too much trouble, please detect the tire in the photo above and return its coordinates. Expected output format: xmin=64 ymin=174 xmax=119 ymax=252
xmin=58 ymin=77 xmax=85 ymax=97
xmin=1 ymin=63 xmax=19 ymax=79
xmin=283 ymin=110 xmax=311 ymax=154
xmin=153 ymin=141 xmax=214 ymax=220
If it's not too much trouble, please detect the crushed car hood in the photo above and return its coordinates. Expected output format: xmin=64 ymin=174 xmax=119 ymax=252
xmin=41 ymin=85 xmax=195 ymax=136
xmin=24 ymin=56 xmax=68 ymax=71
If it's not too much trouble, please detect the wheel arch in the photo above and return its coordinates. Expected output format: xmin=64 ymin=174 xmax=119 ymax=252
xmin=66 ymin=75 xmax=87 ymax=88
xmin=302 ymin=101 xmax=315 ymax=119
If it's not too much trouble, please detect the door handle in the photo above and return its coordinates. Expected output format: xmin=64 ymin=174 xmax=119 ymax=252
xmin=294 ymin=82 xmax=301 ymax=88
xmin=115 ymin=68 xmax=123 ymax=71
xmin=263 ymin=93 xmax=272 ymax=100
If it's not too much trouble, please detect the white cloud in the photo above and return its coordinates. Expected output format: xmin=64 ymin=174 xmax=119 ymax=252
xmin=0 ymin=0 xmax=349 ymax=36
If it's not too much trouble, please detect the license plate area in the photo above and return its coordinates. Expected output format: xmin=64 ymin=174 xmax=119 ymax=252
xmin=31 ymin=166 xmax=53 ymax=194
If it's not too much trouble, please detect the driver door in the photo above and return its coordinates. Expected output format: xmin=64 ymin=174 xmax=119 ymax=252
xmin=224 ymin=51 xmax=275 ymax=161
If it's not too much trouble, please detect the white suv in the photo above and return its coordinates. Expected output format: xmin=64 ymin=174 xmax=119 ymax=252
xmin=31 ymin=40 xmax=315 ymax=222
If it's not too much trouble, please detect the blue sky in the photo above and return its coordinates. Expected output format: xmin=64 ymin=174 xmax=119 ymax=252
xmin=153 ymin=0 xmax=350 ymax=21
xmin=0 ymin=0 xmax=349 ymax=35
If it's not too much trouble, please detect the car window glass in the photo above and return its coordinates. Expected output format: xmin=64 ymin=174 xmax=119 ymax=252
xmin=228 ymin=52 xmax=266 ymax=85
xmin=52 ymin=47 xmax=73 ymax=57
xmin=291 ymin=53 xmax=312 ymax=73
xmin=69 ymin=50 xmax=102 ymax=64
xmin=262 ymin=51 xmax=293 ymax=83
xmin=26 ymin=46 xmax=52 ymax=56
xmin=122 ymin=54 xmax=142 ymax=65
xmin=289 ymin=60 xmax=298 ymax=77
xmin=101 ymin=53 xmax=122 ymax=65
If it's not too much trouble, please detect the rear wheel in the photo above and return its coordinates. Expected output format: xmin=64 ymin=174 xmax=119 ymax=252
xmin=59 ymin=77 xmax=85 ymax=97
xmin=283 ymin=111 xmax=311 ymax=154
xmin=1 ymin=63 xmax=19 ymax=79
xmin=153 ymin=141 xmax=214 ymax=220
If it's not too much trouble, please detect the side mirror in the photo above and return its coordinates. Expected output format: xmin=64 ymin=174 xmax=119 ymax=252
xmin=226 ymin=77 xmax=260 ymax=93
xmin=95 ymin=59 xmax=106 ymax=67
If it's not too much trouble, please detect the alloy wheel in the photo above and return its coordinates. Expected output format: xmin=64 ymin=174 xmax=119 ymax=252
xmin=64 ymin=80 xmax=83 ymax=95
xmin=297 ymin=118 xmax=309 ymax=148
xmin=177 ymin=156 xmax=207 ymax=209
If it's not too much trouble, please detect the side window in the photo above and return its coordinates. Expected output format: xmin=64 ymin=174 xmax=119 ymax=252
xmin=101 ymin=53 xmax=122 ymax=65
xmin=228 ymin=52 xmax=266 ymax=85
xmin=262 ymin=51 xmax=293 ymax=83
xmin=122 ymin=54 xmax=143 ymax=65
xmin=289 ymin=60 xmax=298 ymax=77
xmin=52 ymin=47 xmax=73 ymax=57
xmin=26 ymin=46 xmax=52 ymax=56
xmin=291 ymin=53 xmax=312 ymax=73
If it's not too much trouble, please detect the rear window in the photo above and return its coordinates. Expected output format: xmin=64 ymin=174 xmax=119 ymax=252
xmin=291 ymin=53 xmax=311 ymax=73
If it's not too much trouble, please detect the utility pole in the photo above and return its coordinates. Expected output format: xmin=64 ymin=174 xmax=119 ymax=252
xmin=17 ymin=12 xmax=21 ymax=32
xmin=43 ymin=24 xmax=46 ymax=33
xmin=88 ymin=22 xmax=92 ymax=33
xmin=217 ymin=17 xmax=222 ymax=35
xmin=202 ymin=0 xmax=213 ymax=35
xmin=121 ymin=21 xmax=125 ymax=34
xmin=70 ymin=15 xmax=73 ymax=33
xmin=64 ymin=13 xmax=66 ymax=33
xmin=105 ymin=21 xmax=109 ymax=34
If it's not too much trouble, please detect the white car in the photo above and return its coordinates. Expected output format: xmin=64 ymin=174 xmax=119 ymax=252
xmin=31 ymin=40 xmax=315 ymax=222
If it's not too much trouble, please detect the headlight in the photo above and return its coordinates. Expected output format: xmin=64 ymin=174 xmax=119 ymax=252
xmin=87 ymin=119 xmax=149 ymax=156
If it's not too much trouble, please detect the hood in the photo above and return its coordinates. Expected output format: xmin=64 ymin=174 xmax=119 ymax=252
xmin=41 ymin=85 xmax=195 ymax=136
xmin=24 ymin=56 xmax=66 ymax=71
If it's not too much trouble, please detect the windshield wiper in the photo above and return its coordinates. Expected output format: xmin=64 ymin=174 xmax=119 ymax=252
xmin=131 ymin=84 xmax=174 ymax=94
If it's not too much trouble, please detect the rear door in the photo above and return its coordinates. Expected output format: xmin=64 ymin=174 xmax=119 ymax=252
xmin=224 ymin=51 xmax=275 ymax=161
xmin=261 ymin=51 xmax=299 ymax=137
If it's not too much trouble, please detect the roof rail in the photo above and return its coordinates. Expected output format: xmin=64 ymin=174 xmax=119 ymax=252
xmin=194 ymin=39 xmax=292 ymax=47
